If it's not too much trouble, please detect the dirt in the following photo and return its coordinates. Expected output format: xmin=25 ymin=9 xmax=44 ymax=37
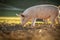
xmin=0 ymin=23 xmax=60 ymax=40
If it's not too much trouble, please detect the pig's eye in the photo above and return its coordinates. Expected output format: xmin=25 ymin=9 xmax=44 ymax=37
xmin=21 ymin=14 xmax=25 ymax=17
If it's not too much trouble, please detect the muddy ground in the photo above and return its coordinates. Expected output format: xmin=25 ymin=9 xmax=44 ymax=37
xmin=0 ymin=22 xmax=60 ymax=40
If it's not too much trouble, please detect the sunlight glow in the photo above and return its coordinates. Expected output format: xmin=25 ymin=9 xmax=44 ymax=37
xmin=0 ymin=17 xmax=59 ymax=24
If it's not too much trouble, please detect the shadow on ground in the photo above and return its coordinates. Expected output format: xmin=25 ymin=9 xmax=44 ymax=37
xmin=0 ymin=22 xmax=60 ymax=40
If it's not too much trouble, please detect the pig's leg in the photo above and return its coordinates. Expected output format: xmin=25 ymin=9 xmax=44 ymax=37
xmin=49 ymin=16 xmax=56 ymax=27
xmin=43 ymin=19 xmax=48 ymax=24
xmin=55 ymin=17 xmax=60 ymax=24
xmin=31 ymin=18 xmax=36 ymax=27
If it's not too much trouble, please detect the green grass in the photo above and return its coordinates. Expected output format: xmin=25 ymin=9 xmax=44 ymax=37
xmin=0 ymin=10 xmax=21 ymax=17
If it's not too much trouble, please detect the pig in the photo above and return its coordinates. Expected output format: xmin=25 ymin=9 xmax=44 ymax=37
xmin=59 ymin=10 xmax=60 ymax=16
xmin=17 ymin=4 xmax=60 ymax=27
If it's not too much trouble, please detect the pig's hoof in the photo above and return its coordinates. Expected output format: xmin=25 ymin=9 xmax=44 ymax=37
xmin=30 ymin=26 xmax=35 ymax=28
xmin=49 ymin=25 xmax=56 ymax=28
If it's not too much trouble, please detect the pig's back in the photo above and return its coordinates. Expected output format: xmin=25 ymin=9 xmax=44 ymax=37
xmin=22 ymin=4 xmax=59 ymax=18
xmin=35 ymin=5 xmax=59 ymax=18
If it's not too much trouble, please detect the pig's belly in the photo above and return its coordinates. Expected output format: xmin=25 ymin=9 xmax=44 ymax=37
xmin=37 ymin=14 xmax=50 ymax=19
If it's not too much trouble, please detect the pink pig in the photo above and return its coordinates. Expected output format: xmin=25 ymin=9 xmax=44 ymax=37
xmin=17 ymin=4 xmax=60 ymax=27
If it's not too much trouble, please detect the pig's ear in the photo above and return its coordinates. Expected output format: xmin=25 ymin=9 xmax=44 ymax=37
xmin=21 ymin=14 xmax=25 ymax=17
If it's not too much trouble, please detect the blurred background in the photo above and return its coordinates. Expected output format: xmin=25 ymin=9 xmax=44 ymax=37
xmin=0 ymin=0 xmax=60 ymax=16
xmin=0 ymin=0 xmax=60 ymax=40
xmin=0 ymin=0 xmax=60 ymax=24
